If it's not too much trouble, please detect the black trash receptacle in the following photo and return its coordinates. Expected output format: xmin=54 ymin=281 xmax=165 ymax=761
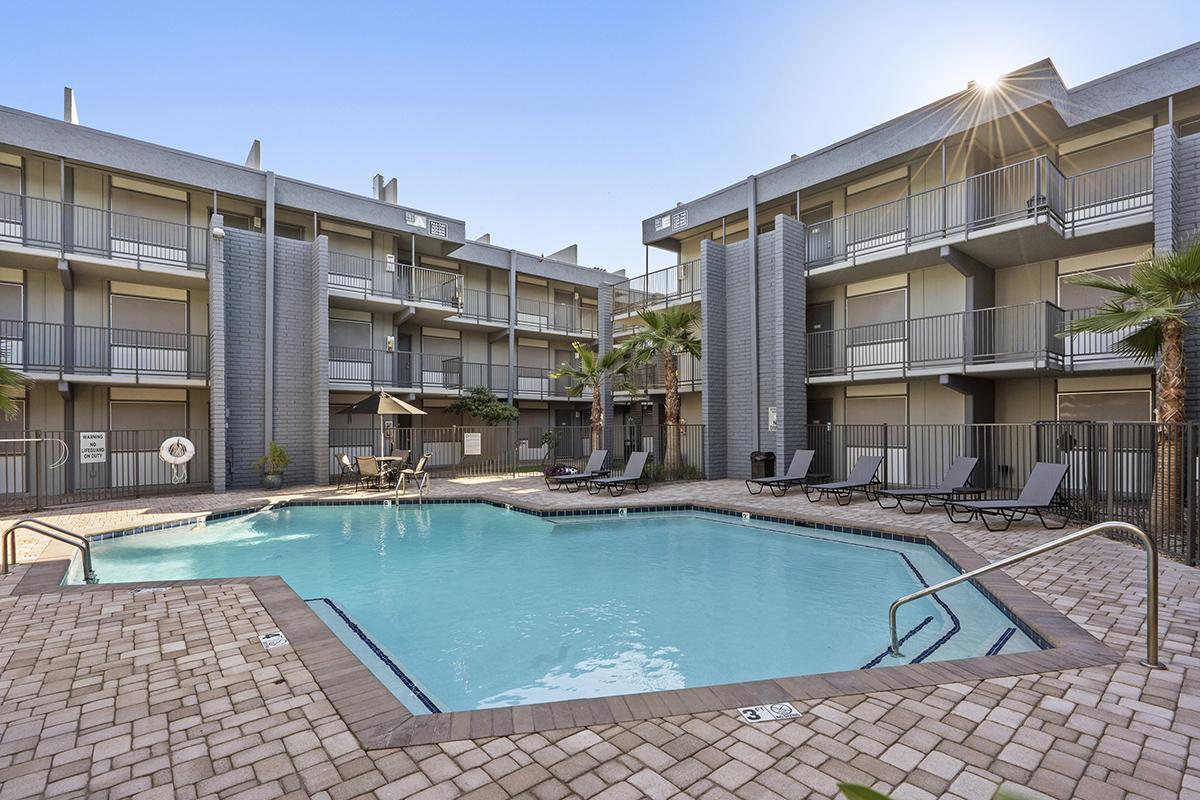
xmin=750 ymin=451 xmax=775 ymax=479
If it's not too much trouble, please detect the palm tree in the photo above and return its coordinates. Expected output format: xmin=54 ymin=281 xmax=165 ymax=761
xmin=1065 ymin=238 xmax=1200 ymax=524
xmin=0 ymin=365 xmax=26 ymax=420
xmin=549 ymin=341 xmax=634 ymax=451
xmin=625 ymin=306 xmax=702 ymax=475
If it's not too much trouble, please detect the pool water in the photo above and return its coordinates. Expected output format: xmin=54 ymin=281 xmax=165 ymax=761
xmin=81 ymin=504 xmax=1038 ymax=712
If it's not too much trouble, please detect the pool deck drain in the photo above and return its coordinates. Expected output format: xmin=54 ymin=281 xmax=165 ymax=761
xmin=0 ymin=477 xmax=1197 ymax=799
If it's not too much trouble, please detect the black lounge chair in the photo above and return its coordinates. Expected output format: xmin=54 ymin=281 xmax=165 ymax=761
xmin=745 ymin=450 xmax=815 ymax=496
xmin=804 ymin=455 xmax=884 ymax=505
xmin=945 ymin=462 xmax=1070 ymax=531
xmin=588 ymin=451 xmax=649 ymax=497
xmin=545 ymin=449 xmax=609 ymax=492
xmin=875 ymin=456 xmax=980 ymax=514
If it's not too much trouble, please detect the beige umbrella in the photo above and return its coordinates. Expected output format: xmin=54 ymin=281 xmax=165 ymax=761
xmin=338 ymin=391 xmax=427 ymax=456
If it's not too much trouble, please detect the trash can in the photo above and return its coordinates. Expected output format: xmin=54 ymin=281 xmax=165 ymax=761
xmin=750 ymin=451 xmax=775 ymax=479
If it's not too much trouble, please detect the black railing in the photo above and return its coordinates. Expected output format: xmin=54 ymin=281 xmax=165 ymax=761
xmin=613 ymin=260 xmax=702 ymax=316
xmin=0 ymin=191 xmax=208 ymax=271
xmin=0 ymin=319 xmax=208 ymax=380
xmin=807 ymin=302 xmax=1136 ymax=379
xmin=0 ymin=428 xmax=212 ymax=511
xmin=327 ymin=349 xmax=586 ymax=400
xmin=804 ymin=421 xmax=1198 ymax=565
xmin=327 ymin=252 xmax=464 ymax=309
xmin=515 ymin=297 xmax=599 ymax=337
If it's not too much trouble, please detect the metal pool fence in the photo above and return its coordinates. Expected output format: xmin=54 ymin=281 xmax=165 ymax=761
xmin=0 ymin=429 xmax=212 ymax=511
xmin=328 ymin=423 xmax=705 ymax=482
xmin=805 ymin=421 xmax=1200 ymax=565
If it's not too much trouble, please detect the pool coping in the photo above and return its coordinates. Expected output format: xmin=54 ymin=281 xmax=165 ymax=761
xmin=11 ymin=495 xmax=1122 ymax=749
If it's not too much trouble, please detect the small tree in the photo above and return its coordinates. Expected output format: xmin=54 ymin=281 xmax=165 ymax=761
xmin=256 ymin=441 xmax=291 ymax=476
xmin=1065 ymin=238 xmax=1200 ymax=525
xmin=625 ymin=306 xmax=702 ymax=475
xmin=550 ymin=341 xmax=635 ymax=450
xmin=447 ymin=386 xmax=520 ymax=425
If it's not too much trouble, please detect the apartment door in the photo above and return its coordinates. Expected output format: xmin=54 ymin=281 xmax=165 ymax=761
xmin=807 ymin=397 xmax=834 ymax=480
xmin=800 ymin=204 xmax=834 ymax=263
xmin=552 ymin=289 xmax=575 ymax=331
xmin=806 ymin=301 xmax=834 ymax=375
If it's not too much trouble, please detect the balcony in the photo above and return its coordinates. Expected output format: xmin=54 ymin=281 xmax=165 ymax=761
xmin=0 ymin=191 xmax=208 ymax=273
xmin=328 ymin=252 xmax=465 ymax=311
xmin=804 ymin=156 xmax=1152 ymax=279
xmin=806 ymin=302 xmax=1142 ymax=382
xmin=0 ymin=319 xmax=208 ymax=382
xmin=620 ymin=353 xmax=703 ymax=395
xmin=452 ymin=288 xmax=509 ymax=326
xmin=515 ymin=297 xmax=598 ymax=338
xmin=613 ymin=260 xmax=701 ymax=317
xmin=327 ymin=348 xmax=588 ymax=400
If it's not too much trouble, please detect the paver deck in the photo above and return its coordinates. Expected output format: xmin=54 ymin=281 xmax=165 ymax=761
xmin=1 ymin=477 xmax=1197 ymax=799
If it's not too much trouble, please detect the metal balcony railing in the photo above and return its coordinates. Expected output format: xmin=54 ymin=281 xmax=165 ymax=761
xmin=613 ymin=260 xmax=702 ymax=316
xmin=622 ymin=353 xmax=703 ymax=393
xmin=327 ymin=252 xmax=465 ymax=310
xmin=0 ymin=319 xmax=208 ymax=380
xmin=515 ymin=297 xmax=598 ymax=337
xmin=806 ymin=302 xmax=1140 ymax=379
xmin=804 ymin=155 xmax=1151 ymax=268
xmin=456 ymin=289 xmax=510 ymax=324
xmin=0 ymin=191 xmax=208 ymax=271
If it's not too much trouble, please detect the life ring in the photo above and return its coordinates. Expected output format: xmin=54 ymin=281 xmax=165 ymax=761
xmin=159 ymin=436 xmax=196 ymax=465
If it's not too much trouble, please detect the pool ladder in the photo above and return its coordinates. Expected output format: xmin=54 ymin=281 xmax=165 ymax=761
xmin=1 ymin=518 xmax=98 ymax=584
xmin=888 ymin=521 xmax=1165 ymax=669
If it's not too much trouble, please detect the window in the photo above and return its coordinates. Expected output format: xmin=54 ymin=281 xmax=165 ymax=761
xmin=329 ymin=319 xmax=371 ymax=351
xmin=846 ymin=288 xmax=906 ymax=328
xmin=110 ymin=400 xmax=188 ymax=450
xmin=275 ymin=221 xmax=306 ymax=241
xmin=1057 ymin=263 xmax=1132 ymax=311
xmin=0 ymin=282 xmax=22 ymax=320
xmin=1057 ymin=390 xmax=1151 ymax=422
xmin=110 ymin=295 xmax=187 ymax=334
xmin=110 ymin=186 xmax=187 ymax=224
xmin=1177 ymin=116 xmax=1200 ymax=138
xmin=1058 ymin=132 xmax=1152 ymax=176
xmin=845 ymin=393 xmax=907 ymax=447
xmin=0 ymin=164 xmax=20 ymax=195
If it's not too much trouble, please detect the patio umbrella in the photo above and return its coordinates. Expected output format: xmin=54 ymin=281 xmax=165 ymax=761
xmin=338 ymin=391 xmax=427 ymax=456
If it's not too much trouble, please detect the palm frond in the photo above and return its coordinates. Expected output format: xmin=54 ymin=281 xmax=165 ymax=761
xmin=1112 ymin=322 xmax=1162 ymax=363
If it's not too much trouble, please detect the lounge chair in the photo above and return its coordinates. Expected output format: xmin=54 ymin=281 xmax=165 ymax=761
xmin=875 ymin=456 xmax=980 ymax=514
xmin=396 ymin=452 xmax=433 ymax=495
xmin=355 ymin=455 xmax=384 ymax=491
xmin=336 ymin=454 xmax=359 ymax=490
xmin=587 ymin=451 xmax=649 ymax=497
xmin=745 ymin=450 xmax=815 ymax=496
xmin=545 ymin=449 xmax=609 ymax=492
xmin=804 ymin=455 xmax=884 ymax=505
xmin=945 ymin=462 xmax=1070 ymax=531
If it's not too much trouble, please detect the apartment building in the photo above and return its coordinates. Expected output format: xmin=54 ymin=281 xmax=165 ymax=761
xmin=628 ymin=42 xmax=1200 ymax=479
xmin=0 ymin=97 xmax=618 ymax=493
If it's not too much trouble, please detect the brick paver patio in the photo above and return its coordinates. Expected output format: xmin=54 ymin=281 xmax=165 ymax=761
xmin=0 ymin=477 xmax=1197 ymax=799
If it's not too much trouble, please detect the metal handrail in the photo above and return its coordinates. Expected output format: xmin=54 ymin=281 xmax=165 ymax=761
xmin=2 ymin=518 xmax=98 ymax=583
xmin=888 ymin=521 xmax=1165 ymax=669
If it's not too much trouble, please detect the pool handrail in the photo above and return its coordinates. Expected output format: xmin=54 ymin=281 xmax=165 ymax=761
xmin=887 ymin=521 xmax=1164 ymax=669
xmin=2 ymin=518 xmax=98 ymax=583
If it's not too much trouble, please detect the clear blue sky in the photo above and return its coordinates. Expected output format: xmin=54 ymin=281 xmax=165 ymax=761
xmin=1 ymin=1 xmax=1196 ymax=275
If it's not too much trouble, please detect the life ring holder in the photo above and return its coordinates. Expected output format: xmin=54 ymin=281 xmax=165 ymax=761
xmin=159 ymin=436 xmax=196 ymax=483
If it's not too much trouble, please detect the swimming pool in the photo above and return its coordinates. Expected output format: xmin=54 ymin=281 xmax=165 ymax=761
xmin=78 ymin=503 xmax=1039 ymax=713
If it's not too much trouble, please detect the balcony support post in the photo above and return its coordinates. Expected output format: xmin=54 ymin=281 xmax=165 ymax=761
xmin=57 ymin=259 xmax=74 ymax=376
xmin=507 ymin=249 xmax=516 ymax=405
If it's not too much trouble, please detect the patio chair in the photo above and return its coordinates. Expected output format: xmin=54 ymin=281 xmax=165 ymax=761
xmin=355 ymin=455 xmax=384 ymax=491
xmin=803 ymin=455 xmax=884 ymax=506
xmin=545 ymin=449 xmax=609 ymax=492
xmin=745 ymin=449 xmax=815 ymax=497
xmin=335 ymin=454 xmax=359 ymax=490
xmin=587 ymin=451 xmax=649 ymax=497
xmin=397 ymin=452 xmax=433 ymax=495
xmin=944 ymin=462 xmax=1070 ymax=531
xmin=875 ymin=456 xmax=980 ymax=514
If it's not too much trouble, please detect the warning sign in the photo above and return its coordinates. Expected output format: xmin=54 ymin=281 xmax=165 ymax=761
xmin=79 ymin=432 xmax=107 ymax=464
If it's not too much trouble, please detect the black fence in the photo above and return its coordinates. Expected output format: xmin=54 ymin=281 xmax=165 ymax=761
xmin=0 ymin=429 xmax=212 ymax=511
xmin=328 ymin=423 xmax=705 ymax=482
xmin=805 ymin=422 xmax=1199 ymax=565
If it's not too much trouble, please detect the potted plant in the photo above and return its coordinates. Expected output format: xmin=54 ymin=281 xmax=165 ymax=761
xmin=256 ymin=441 xmax=291 ymax=490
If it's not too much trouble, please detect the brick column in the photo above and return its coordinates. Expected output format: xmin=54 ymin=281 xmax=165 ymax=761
xmin=598 ymin=283 xmax=615 ymax=460
xmin=310 ymin=235 xmax=330 ymax=484
xmin=207 ymin=214 xmax=227 ymax=493
xmin=1153 ymin=124 xmax=1180 ymax=252
xmin=772 ymin=215 xmax=807 ymax=456
xmin=699 ymin=239 xmax=727 ymax=478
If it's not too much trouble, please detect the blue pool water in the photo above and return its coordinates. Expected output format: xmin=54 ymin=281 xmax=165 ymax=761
xmin=80 ymin=504 xmax=1038 ymax=712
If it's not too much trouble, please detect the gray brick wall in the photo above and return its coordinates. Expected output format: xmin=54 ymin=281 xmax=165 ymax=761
xmin=1153 ymin=124 xmax=1180 ymax=251
xmin=310 ymin=236 xmax=330 ymax=484
xmin=1178 ymin=132 xmax=1200 ymax=418
xmin=772 ymin=215 xmax=807 ymax=456
xmin=271 ymin=236 xmax=319 ymax=486
xmin=207 ymin=215 xmax=227 ymax=492
xmin=223 ymin=228 xmax=267 ymax=488
xmin=699 ymin=241 xmax=727 ymax=477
